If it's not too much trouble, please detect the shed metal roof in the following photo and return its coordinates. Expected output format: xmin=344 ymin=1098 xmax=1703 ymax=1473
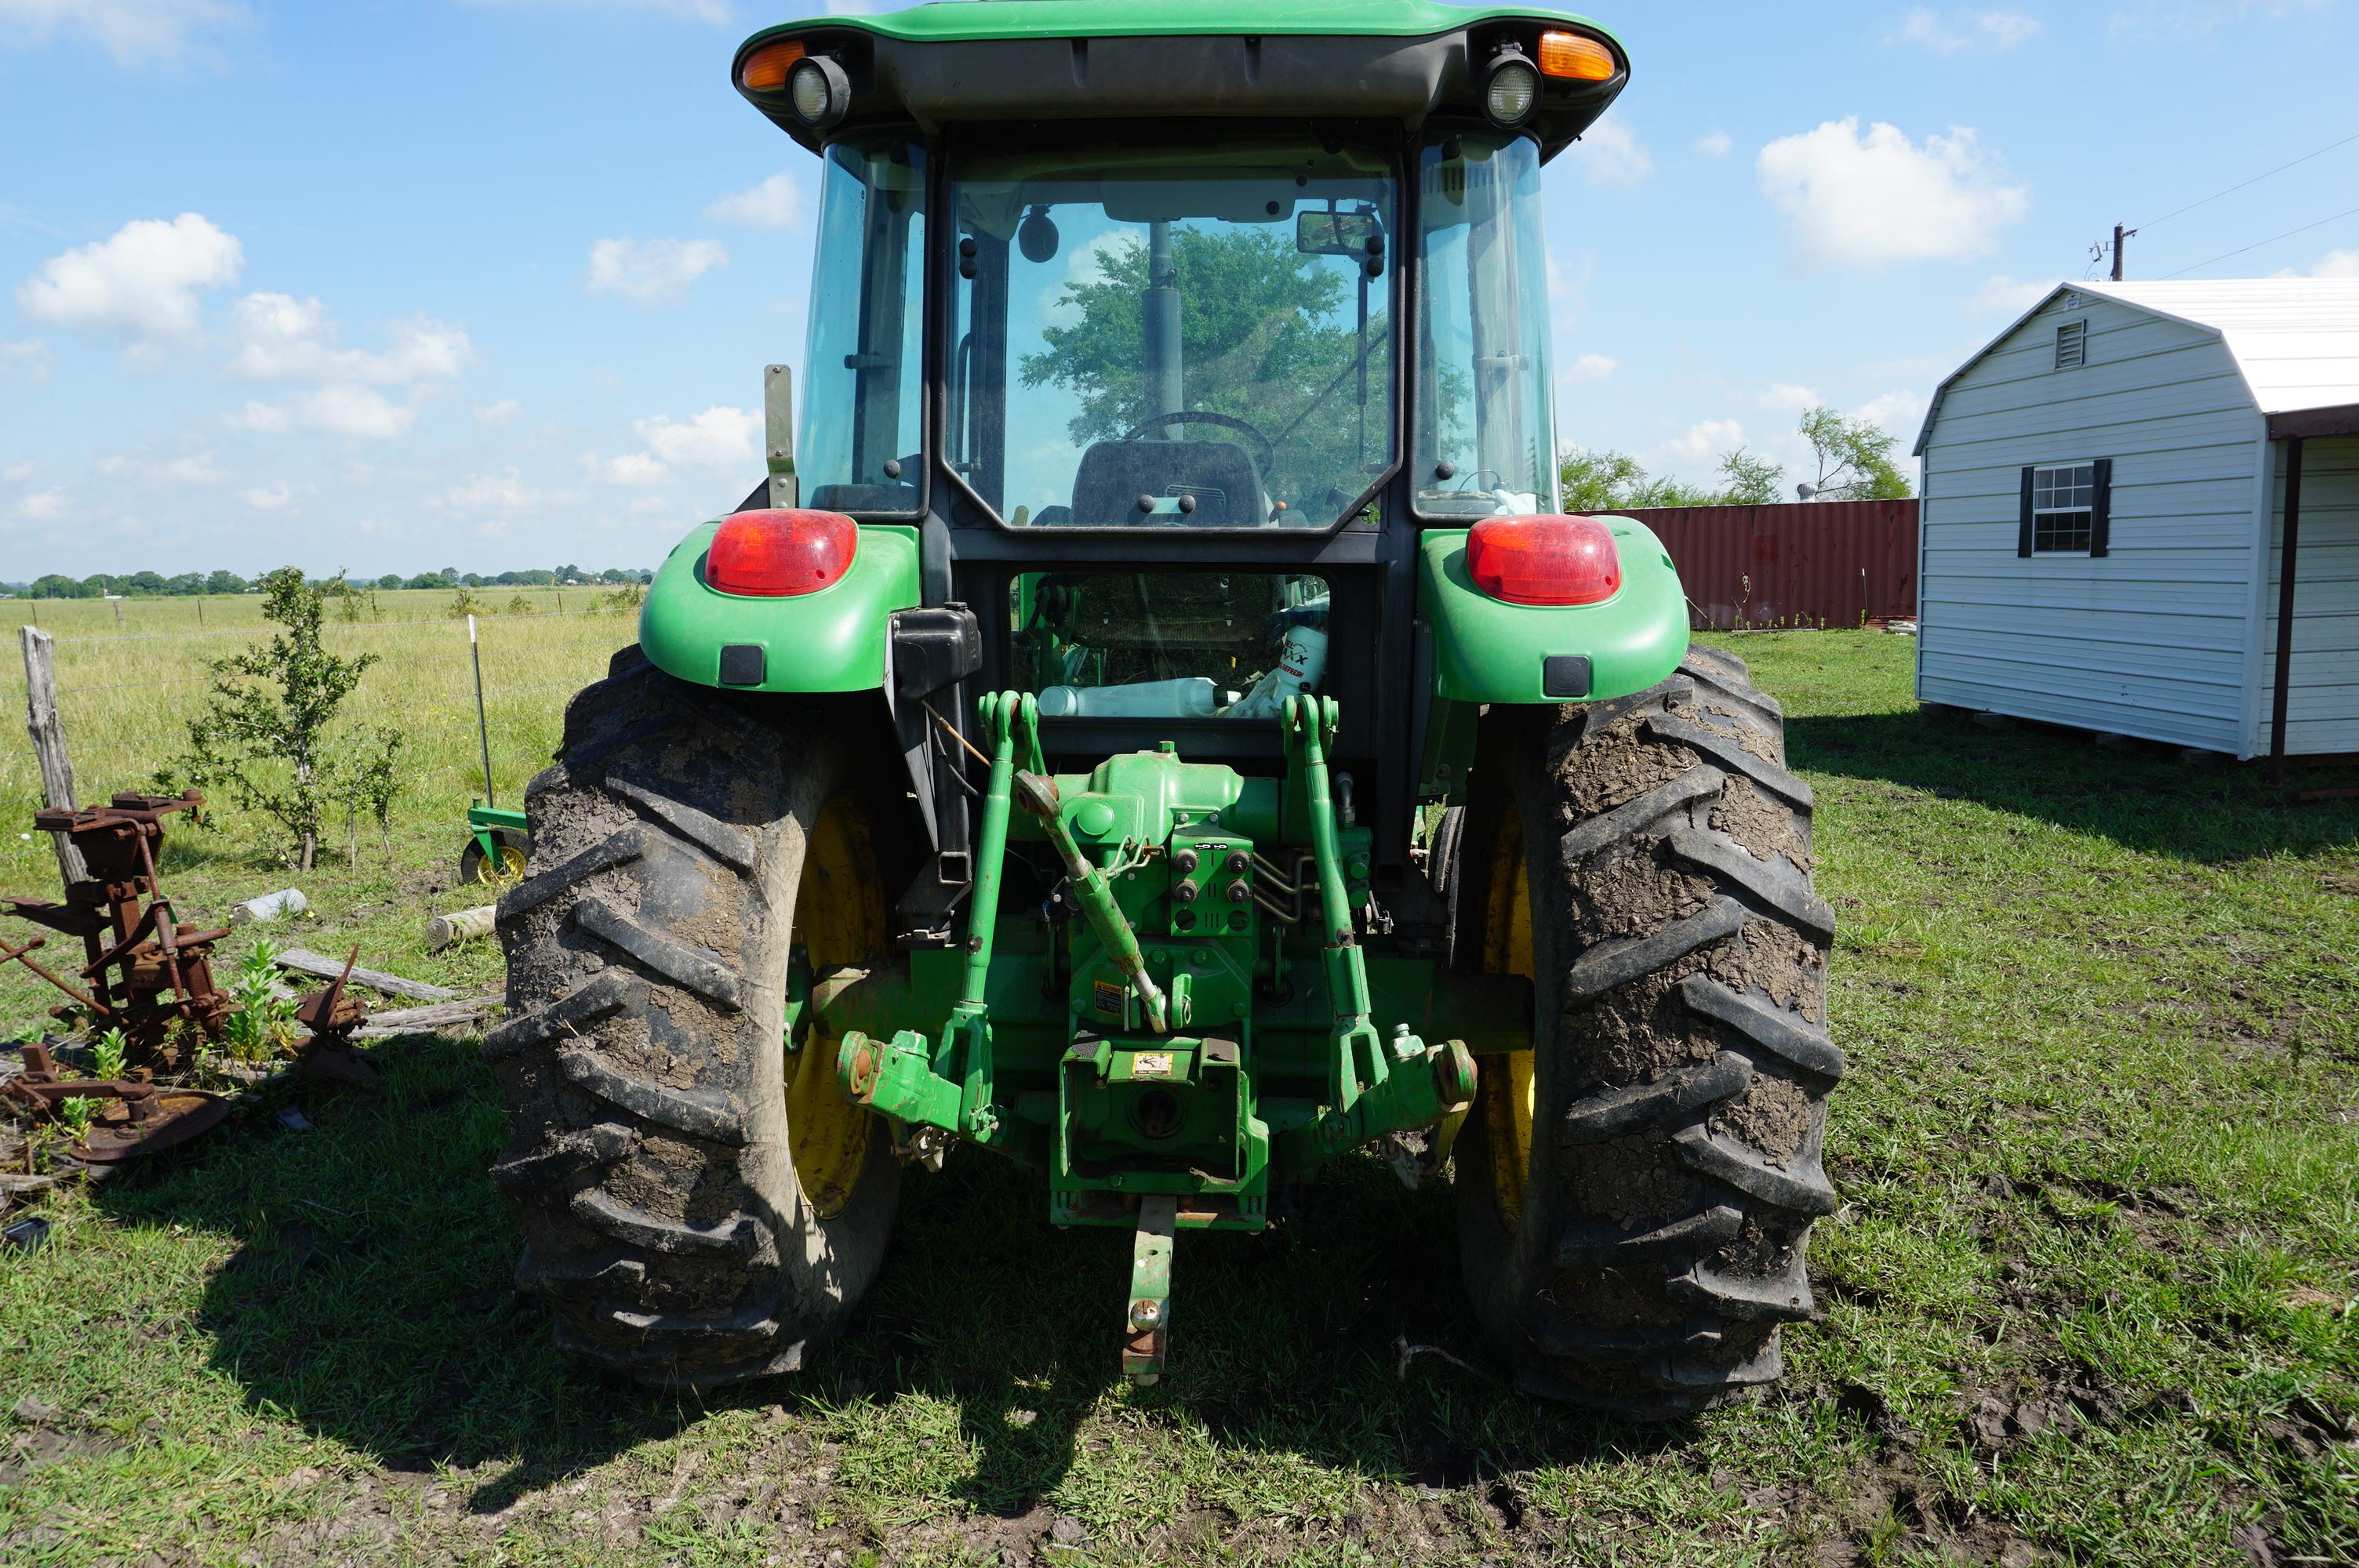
xmin=1914 ymin=278 xmax=2359 ymax=454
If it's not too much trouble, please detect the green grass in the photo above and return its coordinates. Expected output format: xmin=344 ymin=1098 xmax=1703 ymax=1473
xmin=4 ymin=629 xmax=2357 ymax=1566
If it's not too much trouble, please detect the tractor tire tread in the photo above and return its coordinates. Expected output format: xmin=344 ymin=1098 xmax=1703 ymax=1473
xmin=1459 ymin=645 xmax=1837 ymax=1417
xmin=1664 ymin=826 xmax=1836 ymax=938
xmin=490 ymin=649 xmax=900 ymax=1390
xmin=571 ymin=896 xmax=746 ymax=1012
xmin=558 ymin=1047 xmax=749 ymax=1145
xmin=1642 ymin=713 xmax=1814 ymax=807
xmin=488 ymin=1121 xmax=637 ymax=1192
xmin=606 ymin=771 xmax=761 ymax=873
xmin=1559 ymin=1053 xmax=1753 ymax=1144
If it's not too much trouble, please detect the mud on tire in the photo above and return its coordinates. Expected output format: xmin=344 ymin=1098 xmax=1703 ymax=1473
xmin=1454 ymin=644 xmax=1840 ymax=1415
xmin=485 ymin=647 xmax=903 ymax=1388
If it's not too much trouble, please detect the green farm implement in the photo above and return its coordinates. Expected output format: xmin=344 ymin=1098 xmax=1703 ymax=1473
xmin=489 ymin=0 xmax=1839 ymax=1414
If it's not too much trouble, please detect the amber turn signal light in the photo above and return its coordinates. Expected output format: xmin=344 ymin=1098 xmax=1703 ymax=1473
xmin=1536 ymin=31 xmax=1616 ymax=82
xmin=740 ymin=39 xmax=806 ymax=93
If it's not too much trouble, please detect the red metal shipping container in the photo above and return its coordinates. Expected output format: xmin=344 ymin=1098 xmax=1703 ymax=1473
xmin=1612 ymin=499 xmax=1919 ymax=631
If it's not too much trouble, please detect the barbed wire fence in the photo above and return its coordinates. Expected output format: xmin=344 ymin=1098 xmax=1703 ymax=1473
xmin=0 ymin=605 xmax=643 ymax=837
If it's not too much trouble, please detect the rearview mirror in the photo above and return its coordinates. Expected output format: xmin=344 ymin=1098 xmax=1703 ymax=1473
xmin=1296 ymin=209 xmax=1382 ymax=256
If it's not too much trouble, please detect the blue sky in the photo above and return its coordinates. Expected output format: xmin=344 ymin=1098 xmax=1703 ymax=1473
xmin=3 ymin=0 xmax=2356 ymax=579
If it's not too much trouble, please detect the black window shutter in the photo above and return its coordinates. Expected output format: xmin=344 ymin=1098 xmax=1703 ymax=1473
xmin=2088 ymin=458 xmax=2113 ymax=557
xmin=2018 ymin=466 xmax=2035 ymax=557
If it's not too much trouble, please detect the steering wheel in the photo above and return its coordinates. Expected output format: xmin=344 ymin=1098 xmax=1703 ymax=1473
xmin=1118 ymin=410 xmax=1278 ymax=476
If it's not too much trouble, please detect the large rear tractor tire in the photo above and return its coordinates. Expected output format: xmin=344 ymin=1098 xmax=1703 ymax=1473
xmin=485 ymin=648 xmax=903 ymax=1388
xmin=1454 ymin=645 xmax=1841 ymax=1416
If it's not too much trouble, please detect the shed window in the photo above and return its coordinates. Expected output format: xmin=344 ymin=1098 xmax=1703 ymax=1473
xmin=2019 ymin=459 xmax=2114 ymax=557
xmin=2055 ymin=320 xmax=2088 ymax=369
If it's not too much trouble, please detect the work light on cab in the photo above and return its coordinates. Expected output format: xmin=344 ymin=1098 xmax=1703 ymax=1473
xmin=1482 ymin=45 xmax=1540 ymax=126
xmin=706 ymin=508 xmax=857 ymax=597
xmin=1466 ymin=514 xmax=1622 ymax=605
xmin=787 ymin=55 xmax=852 ymax=128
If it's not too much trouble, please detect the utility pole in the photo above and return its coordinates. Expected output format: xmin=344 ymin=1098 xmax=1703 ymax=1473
xmin=2110 ymin=223 xmax=2136 ymax=281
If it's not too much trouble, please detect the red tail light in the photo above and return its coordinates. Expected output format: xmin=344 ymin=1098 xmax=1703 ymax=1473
xmin=1466 ymin=514 xmax=1622 ymax=605
xmin=706 ymin=509 xmax=857 ymax=597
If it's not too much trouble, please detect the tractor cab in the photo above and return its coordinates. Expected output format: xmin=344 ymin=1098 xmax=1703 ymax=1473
xmin=743 ymin=3 xmax=1620 ymax=742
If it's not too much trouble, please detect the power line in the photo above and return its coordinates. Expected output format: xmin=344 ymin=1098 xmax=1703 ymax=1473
xmin=2138 ymin=129 xmax=2359 ymax=231
xmin=2160 ymin=202 xmax=2359 ymax=279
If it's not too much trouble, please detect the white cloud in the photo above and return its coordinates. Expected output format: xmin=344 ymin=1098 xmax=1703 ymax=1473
xmin=0 ymin=339 xmax=51 ymax=383
xmin=2 ymin=461 xmax=34 ymax=484
xmin=1968 ymin=273 xmax=2055 ymax=314
xmin=224 ymin=399 xmax=289 ymax=433
xmin=1757 ymin=383 xmax=1821 ymax=412
xmin=706 ymin=173 xmax=804 ymax=228
xmin=15 ymin=488 xmax=70 ymax=521
xmin=294 ymin=384 xmax=415 ymax=440
xmin=1572 ymin=118 xmax=1655 ymax=187
xmin=1670 ymin=419 xmax=1747 ymax=459
xmin=1757 ymin=118 xmax=2029 ymax=267
xmin=602 ymin=452 xmax=670 ymax=486
xmin=16 ymin=212 xmax=244 ymax=340
xmin=627 ymin=494 xmax=676 ymax=515
xmin=1855 ymin=389 xmax=1928 ymax=434
xmin=445 ymin=468 xmax=546 ymax=514
xmin=634 ymin=405 xmax=760 ymax=466
xmin=1563 ymin=353 xmax=1619 ymax=383
xmin=239 ymin=483 xmax=295 ymax=510
xmin=1889 ymin=7 xmax=2044 ymax=49
xmin=473 ymin=398 xmax=523 ymax=425
xmin=223 ymin=292 xmax=471 ymax=386
xmin=0 ymin=0 xmax=249 ymax=69
xmin=2275 ymin=249 xmax=2359 ymax=279
xmin=163 ymin=450 xmax=231 ymax=485
xmin=586 ymin=237 xmax=727 ymax=305
xmin=1695 ymin=131 xmax=1732 ymax=158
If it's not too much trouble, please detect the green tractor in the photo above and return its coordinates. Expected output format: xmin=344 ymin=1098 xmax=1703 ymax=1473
xmin=488 ymin=0 xmax=1838 ymax=1416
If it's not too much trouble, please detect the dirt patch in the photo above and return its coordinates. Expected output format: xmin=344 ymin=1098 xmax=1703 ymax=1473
xmin=1563 ymin=852 xmax=1715 ymax=942
xmin=1561 ymin=1129 xmax=1697 ymax=1225
xmin=1713 ymin=776 xmax=1813 ymax=872
xmin=1711 ymin=1073 xmax=1813 ymax=1165
xmin=1551 ymin=714 xmax=1699 ymax=821
xmin=1704 ymin=920 xmax=1826 ymax=1023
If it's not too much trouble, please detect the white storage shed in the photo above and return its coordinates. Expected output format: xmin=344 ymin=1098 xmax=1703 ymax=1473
xmin=1911 ymin=278 xmax=2359 ymax=761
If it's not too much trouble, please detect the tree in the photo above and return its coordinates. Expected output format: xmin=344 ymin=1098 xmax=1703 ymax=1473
xmin=30 ymin=574 xmax=84 ymax=599
xmin=164 ymin=566 xmax=404 ymax=872
xmin=208 ymin=569 xmax=248 ymax=594
xmin=1717 ymin=448 xmax=1787 ymax=505
xmin=374 ymin=573 xmax=402 ymax=590
xmin=1797 ymin=406 xmax=1912 ymax=501
xmin=1558 ymin=445 xmax=1730 ymax=510
xmin=1018 ymin=227 xmax=1386 ymax=507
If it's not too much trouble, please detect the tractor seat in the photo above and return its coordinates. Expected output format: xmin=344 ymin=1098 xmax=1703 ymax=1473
xmin=1068 ymin=438 xmax=1270 ymax=527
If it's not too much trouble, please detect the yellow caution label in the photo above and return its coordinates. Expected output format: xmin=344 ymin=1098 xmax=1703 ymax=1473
xmin=1132 ymin=1052 xmax=1174 ymax=1079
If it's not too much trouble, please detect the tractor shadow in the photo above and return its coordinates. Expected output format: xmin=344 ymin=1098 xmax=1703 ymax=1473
xmin=1785 ymin=707 xmax=2359 ymax=864
xmin=860 ymin=1152 xmax=1698 ymax=1515
xmin=103 ymin=1033 xmax=1696 ymax=1517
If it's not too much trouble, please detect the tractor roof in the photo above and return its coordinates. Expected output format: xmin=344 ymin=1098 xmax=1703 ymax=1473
xmin=736 ymin=2 xmax=1627 ymax=162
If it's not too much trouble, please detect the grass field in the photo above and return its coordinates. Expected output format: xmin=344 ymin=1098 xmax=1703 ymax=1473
xmin=2 ymin=627 xmax=2356 ymax=1566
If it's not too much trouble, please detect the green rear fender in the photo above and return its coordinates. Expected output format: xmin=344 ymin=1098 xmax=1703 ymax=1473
xmin=638 ymin=521 xmax=921 ymax=691
xmin=1418 ymin=517 xmax=1688 ymax=704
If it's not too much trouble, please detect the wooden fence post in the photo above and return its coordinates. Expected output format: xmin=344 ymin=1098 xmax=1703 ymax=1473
xmin=19 ymin=626 xmax=89 ymax=884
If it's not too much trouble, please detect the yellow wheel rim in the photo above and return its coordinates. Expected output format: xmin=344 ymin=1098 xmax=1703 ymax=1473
xmin=1479 ymin=809 xmax=1537 ymax=1233
xmin=468 ymin=839 xmax=529 ymax=887
xmin=786 ymin=791 xmax=885 ymax=1218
